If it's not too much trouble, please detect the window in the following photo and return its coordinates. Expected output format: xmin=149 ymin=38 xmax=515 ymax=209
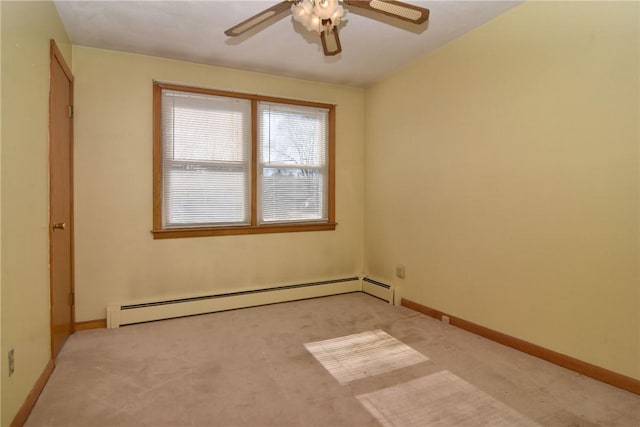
xmin=152 ymin=82 xmax=336 ymax=238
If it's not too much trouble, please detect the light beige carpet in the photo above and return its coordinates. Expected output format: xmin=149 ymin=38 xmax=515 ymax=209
xmin=25 ymin=293 xmax=640 ymax=427
xmin=357 ymin=370 xmax=539 ymax=427
xmin=304 ymin=329 xmax=428 ymax=384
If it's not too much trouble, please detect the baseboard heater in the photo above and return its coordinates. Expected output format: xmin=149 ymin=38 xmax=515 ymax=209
xmin=107 ymin=277 xmax=361 ymax=328
xmin=362 ymin=277 xmax=394 ymax=303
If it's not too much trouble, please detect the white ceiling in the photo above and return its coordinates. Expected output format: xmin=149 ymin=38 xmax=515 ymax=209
xmin=54 ymin=0 xmax=523 ymax=87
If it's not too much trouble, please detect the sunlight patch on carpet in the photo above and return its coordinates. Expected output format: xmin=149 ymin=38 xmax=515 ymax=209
xmin=304 ymin=329 xmax=428 ymax=384
xmin=357 ymin=370 xmax=540 ymax=427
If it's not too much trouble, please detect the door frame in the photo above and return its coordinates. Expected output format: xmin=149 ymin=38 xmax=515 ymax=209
xmin=49 ymin=39 xmax=75 ymax=358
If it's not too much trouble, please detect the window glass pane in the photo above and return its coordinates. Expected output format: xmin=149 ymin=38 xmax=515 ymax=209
xmin=166 ymin=166 xmax=249 ymax=227
xmin=161 ymin=89 xmax=251 ymax=227
xmin=258 ymin=101 xmax=329 ymax=224
xmin=258 ymin=102 xmax=327 ymax=167
xmin=163 ymin=90 xmax=249 ymax=162
xmin=261 ymin=167 xmax=326 ymax=223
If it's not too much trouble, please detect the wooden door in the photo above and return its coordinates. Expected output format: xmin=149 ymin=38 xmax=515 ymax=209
xmin=49 ymin=40 xmax=75 ymax=359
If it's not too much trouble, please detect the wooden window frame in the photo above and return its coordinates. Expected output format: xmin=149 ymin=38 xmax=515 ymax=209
xmin=152 ymin=82 xmax=336 ymax=239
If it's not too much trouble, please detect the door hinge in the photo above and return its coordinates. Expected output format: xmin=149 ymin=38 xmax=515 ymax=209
xmin=68 ymin=105 xmax=74 ymax=118
xmin=69 ymin=292 xmax=75 ymax=306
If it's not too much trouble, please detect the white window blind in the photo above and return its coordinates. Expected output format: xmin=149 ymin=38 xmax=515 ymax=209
xmin=161 ymin=89 xmax=251 ymax=228
xmin=257 ymin=101 xmax=329 ymax=224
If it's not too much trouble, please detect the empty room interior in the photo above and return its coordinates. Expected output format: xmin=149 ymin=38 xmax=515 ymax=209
xmin=1 ymin=1 xmax=639 ymax=426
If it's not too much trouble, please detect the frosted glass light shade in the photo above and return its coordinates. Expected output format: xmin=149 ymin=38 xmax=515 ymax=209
xmin=314 ymin=0 xmax=339 ymax=20
xmin=292 ymin=0 xmax=345 ymax=33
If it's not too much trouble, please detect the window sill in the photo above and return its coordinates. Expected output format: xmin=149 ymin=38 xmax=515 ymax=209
xmin=151 ymin=222 xmax=337 ymax=239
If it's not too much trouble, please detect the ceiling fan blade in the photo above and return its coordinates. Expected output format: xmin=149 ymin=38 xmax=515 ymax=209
xmin=343 ymin=0 xmax=429 ymax=25
xmin=321 ymin=27 xmax=342 ymax=56
xmin=225 ymin=1 xmax=293 ymax=37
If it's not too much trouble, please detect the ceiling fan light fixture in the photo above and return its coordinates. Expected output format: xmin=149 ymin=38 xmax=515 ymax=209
xmin=226 ymin=0 xmax=429 ymax=58
xmin=314 ymin=0 xmax=338 ymax=19
xmin=291 ymin=0 xmax=345 ymax=33
xmin=308 ymin=15 xmax=322 ymax=31
xmin=330 ymin=6 xmax=345 ymax=24
xmin=291 ymin=0 xmax=313 ymax=29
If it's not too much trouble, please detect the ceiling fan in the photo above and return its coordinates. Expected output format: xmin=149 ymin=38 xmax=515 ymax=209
xmin=224 ymin=0 xmax=430 ymax=57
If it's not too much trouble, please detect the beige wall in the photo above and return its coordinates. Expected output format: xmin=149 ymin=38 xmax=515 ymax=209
xmin=0 ymin=1 xmax=71 ymax=425
xmin=72 ymin=47 xmax=364 ymax=322
xmin=364 ymin=1 xmax=639 ymax=379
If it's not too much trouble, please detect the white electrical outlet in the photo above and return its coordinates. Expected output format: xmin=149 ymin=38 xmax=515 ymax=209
xmin=396 ymin=264 xmax=405 ymax=279
xmin=8 ymin=349 xmax=15 ymax=376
